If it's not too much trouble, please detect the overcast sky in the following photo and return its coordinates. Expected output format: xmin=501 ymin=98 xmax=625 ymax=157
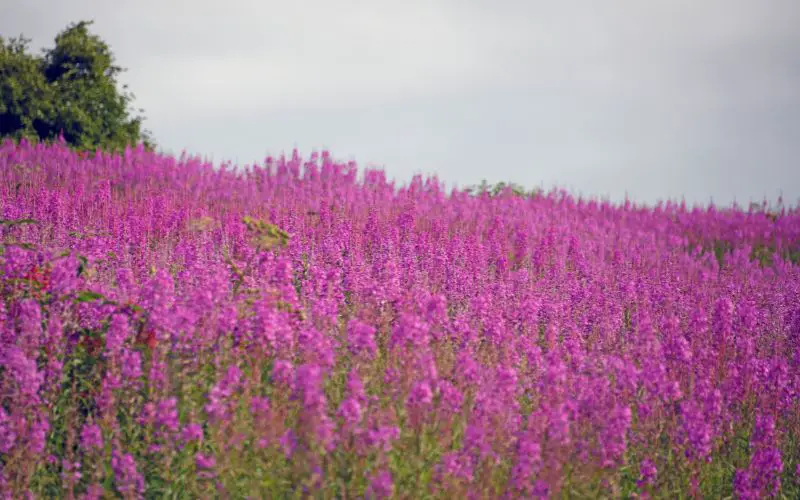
xmin=3 ymin=0 xmax=799 ymax=206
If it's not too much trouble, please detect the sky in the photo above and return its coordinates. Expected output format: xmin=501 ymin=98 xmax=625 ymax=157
xmin=3 ymin=0 xmax=800 ymax=207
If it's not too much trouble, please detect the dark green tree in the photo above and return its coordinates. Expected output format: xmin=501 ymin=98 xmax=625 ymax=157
xmin=0 ymin=35 xmax=53 ymax=139
xmin=0 ymin=20 xmax=152 ymax=151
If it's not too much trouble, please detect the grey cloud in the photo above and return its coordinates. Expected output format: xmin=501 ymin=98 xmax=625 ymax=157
xmin=2 ymin=0 xmax=799 ymax=206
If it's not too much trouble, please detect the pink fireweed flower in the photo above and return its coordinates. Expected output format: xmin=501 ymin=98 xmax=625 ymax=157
xmin=0 ymin=407 xmax=17 ymax=453
xmin=407 ymin=381 xmax=434 ymax=406
xmin=195 ymin=453 xmax=217 ymax=480
xmin=532 ymin=480 xmax=550 ymax=499
xmin=272 ymin=359 xmax=294 ymax=388
xmin=424 ymin=293 xmax=447 ymax=327
xmin=29 ymin=414 xmax=49 ymax=455
xmin=347 ymin=319 xmax=377 ymax=359
xmin=60 ymin=459 xmax=82 ymax=483
xmin=337 ymin=397 xmax=363 ymax=428
xmin=294 ymin=364 xmax=326 ymax=412
xmin=205 ymin=364 xmax=243 ymax=424
xmin=437 ymin=452 xmax=474 ymax=483
xmin=104 ymin=313 xmax=131 ymax=357
xmin=252 ymin=301 xmax=294 ymax=355
xmin=250 ymin=396 xmax=271 ymax=417
xmin=367 ymin=470 xmax=394 ymax=499
xmin=293 ymin=364 xmax=337 ymax=450
xmin=298 ymin=326 xmax=336 ymax=371
xmin=415 ymin=353 xmax=439 ymax=386
xmin=114 ymin=268 xmax=137 ymax=301
xmin=345 ymin=369 xmax=367 ymax=404
xmin=390 ymin=313 xmax=431 ymax=350
xmin=315 ymin=414 xmax=337 ymax=452
xmin=181 ymin=423 xmax=203 ymax=444
xmin=96 ymin=372 xmax=121 ymax=418
xmin=120 ymin=348 xmax=143 ymax=383
xmin=734 ymin=414 xmax=784 ymax=499
xmin=511 ymin=436 xmax=543 ymax=494
xmin=138 ymin=402 xmax=156 ymax=428
xmin=712 ymin=296 xmax=735 ymax=341
xmin=79 ymin=423 xmax=103 ymax=452
xmin=48 ymin=256 xmax=80 ymax=295
xmin=2 ymin=346 xmax=44 ymax=406
xmin=147 ymin=356 xmax=169 ymax=392
xmin=406 ymin=380 xmax=434 ymax=429
xmin=599 ymin=404 xmax=632 ymax=467
xmin=83 ymin=483 xmax=105 ymax=500
xmin=365 ymin=425 xmax=401 ymax=453
xmin=16 ymin=299 xmax=43 ymax=353
xmin=454 ymin=350 xmax=480 ymax=386
xmin=545 ymin=403 xmax=572 ymax=448
xmin=250 ymin=396 xmax=271 ymax=448
xmin=280 ymin=430 xmax=297 ymax=459
xmin=437 ymin=380 xmax=463 ymax=418
xmin=461 ymin=423 xmax=498 ymax=464
xmin=678 ymin=400 xmax=713 ymax=462
xmin=155 ymin=397 xmax=179 ymax=432
xmin=195 ymin=453 xmax=216 ymax=469
xmin=111 ymin=451 xmax=145 ymax=497
xmin=140 ymin=269 xmax=176 ymax=335
xmin=638 ymin=459 xmax=657 ymax=489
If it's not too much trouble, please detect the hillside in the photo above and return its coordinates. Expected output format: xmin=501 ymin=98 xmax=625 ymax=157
xmin=1 ymin=139 xmax=799 ymax=498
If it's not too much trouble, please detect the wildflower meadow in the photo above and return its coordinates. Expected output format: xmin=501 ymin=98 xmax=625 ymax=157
xmin=1 ymin=138 xmax=799 ymax=499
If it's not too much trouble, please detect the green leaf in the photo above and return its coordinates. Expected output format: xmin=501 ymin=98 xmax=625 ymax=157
xmin=0 ymin=217 xmax=39 ymax=226
xmin=75 ymin=290 xmax=103 ymax=302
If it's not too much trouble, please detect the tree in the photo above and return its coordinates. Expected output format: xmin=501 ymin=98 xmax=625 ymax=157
xmin=0 ymin=20 xmax=153 ymax=151
xmin=0 ymin=35 xmax=53 ymax=140
xmin=464 ymin=179 xmax=542 ymax=199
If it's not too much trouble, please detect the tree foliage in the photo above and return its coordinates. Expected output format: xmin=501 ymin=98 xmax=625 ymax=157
xmin=464 ymin=179 xmax=543 ymax=199
xmin=0 ymin=20 xmax=152 ymax=152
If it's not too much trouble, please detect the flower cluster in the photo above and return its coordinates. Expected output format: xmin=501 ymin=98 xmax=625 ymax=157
xmin=0 ymin=139 xmax=799 ymax=498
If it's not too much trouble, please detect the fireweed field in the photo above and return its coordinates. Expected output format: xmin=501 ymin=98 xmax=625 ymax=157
xmin=0 ymin=139 xmax=799 ymax=500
